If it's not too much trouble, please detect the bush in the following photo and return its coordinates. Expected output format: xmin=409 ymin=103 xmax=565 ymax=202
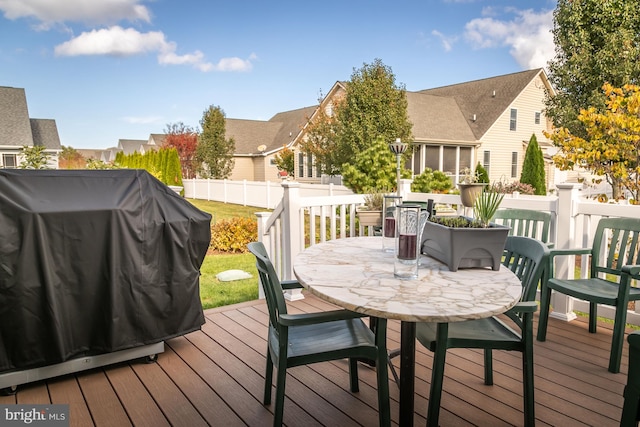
xmin=490 ymin=180 xmax=535 ymax=195
xmin=411 ymin=168 xmax=453 ymax=193
xmin=210 ymin=217 xmax=257 ymax=253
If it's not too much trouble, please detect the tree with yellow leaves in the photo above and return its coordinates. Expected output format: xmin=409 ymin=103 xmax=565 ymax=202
xmin=545 ymin=83 xmax=640 ymax=201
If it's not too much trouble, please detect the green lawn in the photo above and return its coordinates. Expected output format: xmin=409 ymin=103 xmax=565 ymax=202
xmin=186 ymin=198 xmax=269 ymax=309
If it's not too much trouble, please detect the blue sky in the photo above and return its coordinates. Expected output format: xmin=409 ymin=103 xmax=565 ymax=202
xmin=0 ymin=0 xmax=557 ymax=150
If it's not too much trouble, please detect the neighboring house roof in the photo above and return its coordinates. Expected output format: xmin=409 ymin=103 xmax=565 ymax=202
xmin=0 ymin=86 xmax=34 ymax=147
xmin=406 ymin=92 xmax=477 ymax=143
xmin=117 ymin=139 xmax=149 ymax=155
xmin=30 ymin=119 xmax=61 ymax=150
xmin=0 ymin=86 xmax=62 ymax=151
xmin=226 ymin=119 xmax=282 ymax=156
xmin=417 ymin=68 xmax=544 ymax=140
xmin=268 ymin=105 xmax=317 ymax=152
xmin=148 ymin=133 xmax=166 ymax=146
xmin=227 ymin=105 xmax=317 ymax=156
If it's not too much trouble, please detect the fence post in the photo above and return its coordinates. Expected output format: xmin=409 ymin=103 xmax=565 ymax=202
xmin=548 ymin=182 xmax=581 ymax=322
xmin=281 ymin=181 xmax=304 ymax=301
xmin=255 ymin=212 xmax=271 ymax=300
xmin=399 ymin=178 xmax=412 ymax=198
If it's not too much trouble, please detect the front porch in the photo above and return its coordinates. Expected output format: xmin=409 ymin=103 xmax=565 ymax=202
xmin=1 ymin=293 xmax=628 ymax=426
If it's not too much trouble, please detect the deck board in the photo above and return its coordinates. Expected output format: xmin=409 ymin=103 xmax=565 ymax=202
xmin=1 ymin=293 xmax=630 ymax=426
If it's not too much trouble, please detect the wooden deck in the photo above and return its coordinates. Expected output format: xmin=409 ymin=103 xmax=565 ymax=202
xmin=0 ymin=293 xmax=631 ymax=426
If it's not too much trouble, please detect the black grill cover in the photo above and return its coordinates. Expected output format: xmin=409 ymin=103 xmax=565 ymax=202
xmin=0 ymin=169 xmax=211 ymax=372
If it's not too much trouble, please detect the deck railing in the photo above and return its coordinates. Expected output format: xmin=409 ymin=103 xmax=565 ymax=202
xmin=185 ymin=177 xmax=640 ymax=325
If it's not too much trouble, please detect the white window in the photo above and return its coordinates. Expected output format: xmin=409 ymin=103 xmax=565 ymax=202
xmin=510 ymin=109 xmax=517 ymax=131
xmin=483 ymin=151 xmax=491 ymax=176
xmin=2 ymin=154 xmax=17 ymax=168
xmin=511 ymin=152 xmax=518 ymax=178
xmin=535 ymin=111 xmax=541 ymax=125
xmin=298 ymin=152 xmax=304 ymax=178
xmin=307 ymin=152 xmax=313 ymax=178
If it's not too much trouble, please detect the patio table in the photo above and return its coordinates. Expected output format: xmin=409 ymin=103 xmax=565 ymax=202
xmin=293 ymin=236 xmax=521 ymax=427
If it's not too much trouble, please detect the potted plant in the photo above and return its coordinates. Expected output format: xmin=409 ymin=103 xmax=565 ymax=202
xmin=457 ymin=167 xmax=488 ymax=208
xmin=421 ymin=189 xmax=508 ymax=271
xmin=357 ymin=189 xmax=384 ymax=227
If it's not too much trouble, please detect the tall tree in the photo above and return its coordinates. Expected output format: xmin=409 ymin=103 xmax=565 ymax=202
xmin=303 ymin=59 xmax=413 ymax=175
xmin=196 ymin=105 xmax=235 ymax=179
xmin=163 ymin=122 xmax=199 ymax=179
xmin=520 ymin=134 xmax=547 ymax=196
xmin=547 ymin=83 xmax=640 ymax=201
xmin=545 ymin=0 xmax=640 ymax=139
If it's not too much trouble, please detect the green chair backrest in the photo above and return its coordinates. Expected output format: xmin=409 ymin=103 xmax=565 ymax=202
xmin=248 ymin=242 xmax=288 ymax=332
xmin=502 ymin=235 xmax=549 ymax=303
xmin=589 ymin=217 xmax=640 ymax=279
xmin=492 ymin=208 xmax=552 ymax=245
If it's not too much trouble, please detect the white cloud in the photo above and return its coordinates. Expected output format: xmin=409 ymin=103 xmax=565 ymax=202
xmin=54 ymin=26 xmax=166 ymax=57
xmin=54 ymin=26 xmax=256 ymax=73
xmin=3 ymin=0 xmax=255 ymax=73
xmin=431 ymin=30 xmax=456 ymax=52
xmin=464 ymin=9 xmax=555 ymax=69
xmin=0 ymin=0 xmax=150 ymax=27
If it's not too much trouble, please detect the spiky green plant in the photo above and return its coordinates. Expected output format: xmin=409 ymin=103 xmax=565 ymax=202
xmin=473 ymin=189 xmax=504 ymax=227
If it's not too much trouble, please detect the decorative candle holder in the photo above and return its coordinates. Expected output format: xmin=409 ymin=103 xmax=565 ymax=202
xmin=394 ymin=204 xmax=422 ymax=280
xmin=382 ymin=195 xmax=402 ymax=252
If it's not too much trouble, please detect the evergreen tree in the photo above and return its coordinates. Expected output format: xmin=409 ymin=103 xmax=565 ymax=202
xmin=520 ymin=134 xmax=546 ymax=196
xmin=475 ymin=163 xmax=489 ymax=183
xmin=196 ymin=105 xmax=235 ymax=179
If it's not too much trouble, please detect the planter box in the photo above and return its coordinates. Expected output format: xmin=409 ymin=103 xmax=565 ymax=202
xmin=420 ymin=217 xmax=510 ymax=272
xmin=357 ymin=209 xmax=382 ymax=227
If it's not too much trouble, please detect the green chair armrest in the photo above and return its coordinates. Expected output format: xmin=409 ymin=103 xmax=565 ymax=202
xmin=549 ymin=247 xmax=591 ymax=260
xmin=279 ymin=309 xmax=366 ymax=326
xmin=281 ymin=280 xmax=304 ymax=290
xmin=622 ymin=265 xmax=640 ymax=276
xmin=507 ymin=301 xmax=538 ymax=314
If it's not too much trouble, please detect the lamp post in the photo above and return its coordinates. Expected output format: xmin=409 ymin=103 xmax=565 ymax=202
xmin=389 ymin=138 xmax=408 ymax=197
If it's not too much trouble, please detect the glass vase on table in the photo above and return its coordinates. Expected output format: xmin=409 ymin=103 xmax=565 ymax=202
xmin=394 ymin=204 xmax=422 ymax=280
xmin=382 ymin=195 xmax=402 ymax=252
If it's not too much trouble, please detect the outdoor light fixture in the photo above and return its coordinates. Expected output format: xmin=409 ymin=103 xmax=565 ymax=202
xmin=389 ymin=138 xmax=407 ymax=196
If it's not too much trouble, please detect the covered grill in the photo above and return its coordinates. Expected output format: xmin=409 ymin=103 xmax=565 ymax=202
xmin=0 ymin=169 xmax=211 ymax=382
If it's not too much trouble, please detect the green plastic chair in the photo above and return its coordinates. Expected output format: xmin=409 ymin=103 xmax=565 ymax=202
xmin=621 ymin=331 xmax=640 ymax=426
xmin=247 ymin=242 xmax=390 ymax=427
xmin=415 ymin=236 xmax=549 ymax=427
xmin=537 ymin=217 xmax=640 ymax=373
xmin=492 ymin=208 xmax=553 ymax=247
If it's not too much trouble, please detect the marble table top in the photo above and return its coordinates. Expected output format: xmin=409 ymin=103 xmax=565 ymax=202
xmin=293 ymin=236 xmax=522 ymax=323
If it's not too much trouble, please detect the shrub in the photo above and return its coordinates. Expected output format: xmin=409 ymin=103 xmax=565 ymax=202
xmin=210 ymin=217 xmax=257 ymax=253
xmin=490 ymin=180 xmax=535 ymax=195
xmin=411 ymin=168 xmax=453 ymax=193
